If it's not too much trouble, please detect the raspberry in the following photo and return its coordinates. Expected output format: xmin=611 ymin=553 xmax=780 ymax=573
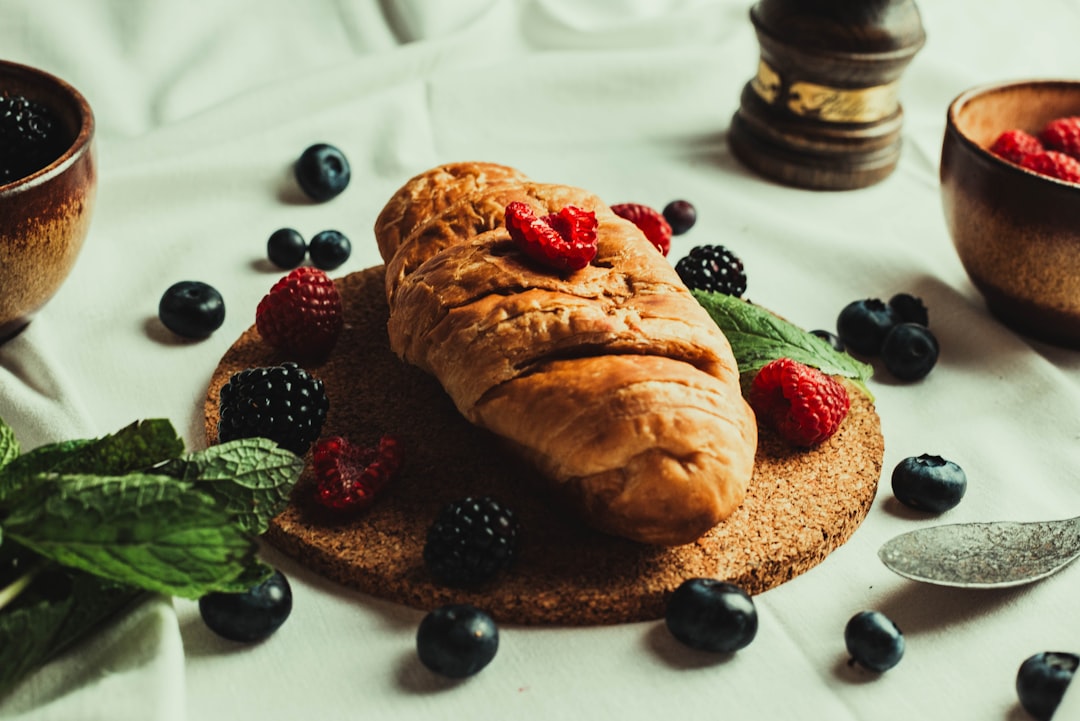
xmin=1039 ymin=116 xmax=1080 ymax=160
xmin=988 ymin=129 xmax=1042 ymax=165
xmin=423 ymin=496 xmax=520 ymax=586
xmin=312 ymin=434 xmax=403 ymax=512
xmin=504 ymin=201 xmax=597 ymax=272
xmin=748 ymin=358 xmax=851 ymax=448
xmin=256 ymin=267 xmax=344 ymax=360
xmin=611 ymin=202 xmax=673 ymax=255
xmin=217 ymin=362 xmax=329 ymax=456
xmin=1021 ymin=150 xmax=1080 ymax=184
xmin=674 ymin=244 xmax=747 ymax=297
xmin=0 ymin=93 xmax=70 ymax=183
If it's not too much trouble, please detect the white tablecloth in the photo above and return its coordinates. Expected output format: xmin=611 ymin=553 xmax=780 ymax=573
xmin=2 ymin=1 xmax=1080 ymax=719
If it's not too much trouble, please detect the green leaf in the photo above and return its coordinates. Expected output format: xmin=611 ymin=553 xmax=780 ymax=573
xmin=0 ymin=419 xmax=18 ymax=474
xmin=2 ymin=473 xmax=258 ymax=599
xmin=0 ymin=563 xmax=141 ymax=699
xmin=0 ymin=420 xmax=184 ymax=502
xmin=157 ymin=438 xmax=304 ymax=536
xmin=694 ymin=290 xmax=874 ymax=395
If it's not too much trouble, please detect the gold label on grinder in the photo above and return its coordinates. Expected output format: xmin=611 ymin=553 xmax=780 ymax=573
xmin=751 ymin=60 xmax=900 ymax=124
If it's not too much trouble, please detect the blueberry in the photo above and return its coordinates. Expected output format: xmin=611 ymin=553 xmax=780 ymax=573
xmin=810 ymin=329 xmax=845 ymax=352
xmin=1016 ymin=651 xmax=1079 ymax=721
xmin=844 ymin=610 xmax=904 ymax=672
xmin=888 ymin=292 xmax=929 ymax=326
xmin=836 ymin=298 xmax=901 ymax=356
xmin=267 ymin=227 xmax=307 ymax=269
xmin=199 ymin=569 xmax=292 ymax=643
xmin=294 ymin=143 xmax=350 ymax=202
xmin=662 ymin=199 xmax=697 ymax=235
xmin=891 ymin=454 xmax=967 ymax=513
xmin=664 ymin=578 xmax=758 ymax=653
xmin=881 ymin=322 xmax=939 ymax=381
xmin=416 ymin=604 xmax=499 ymax=678
xmin=158 ymin=281 xmax=225 ymax=339
xmin=308 ymin=229 xmax=352 ymax=271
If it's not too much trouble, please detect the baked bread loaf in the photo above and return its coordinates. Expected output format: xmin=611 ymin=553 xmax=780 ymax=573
xmin=373 ymin=162 xmax=757 ymax=545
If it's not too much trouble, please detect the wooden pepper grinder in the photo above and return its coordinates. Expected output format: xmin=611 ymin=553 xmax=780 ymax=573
xmin=728 ymin=0 xmax=925 ymax=190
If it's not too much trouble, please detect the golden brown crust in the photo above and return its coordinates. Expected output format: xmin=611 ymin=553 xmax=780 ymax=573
xmin=373 ymin=163 xmax=758 ymax=545
xmin=373 ymin=161 xmax=528 ymax=262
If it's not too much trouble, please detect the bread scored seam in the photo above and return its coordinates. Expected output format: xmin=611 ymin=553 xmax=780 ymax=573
xmin=375 ymin=162 xmax=757 ymax=546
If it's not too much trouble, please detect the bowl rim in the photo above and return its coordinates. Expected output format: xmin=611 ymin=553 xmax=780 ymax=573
xmin=0 ymin=59 xmax=95 ymax=196
xmin=945 ymin=77 xmax=1080 ymax=193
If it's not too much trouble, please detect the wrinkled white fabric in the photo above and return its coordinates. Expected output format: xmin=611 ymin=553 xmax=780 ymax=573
xmin=1 ymin=0 xmax=1079 ymax=719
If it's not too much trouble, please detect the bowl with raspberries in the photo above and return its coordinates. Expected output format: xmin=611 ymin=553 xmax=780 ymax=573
xmin=0 ymin=59 xmax=96 ymax=341
xmin=940 ymin=78 xmax=1080 ymax=348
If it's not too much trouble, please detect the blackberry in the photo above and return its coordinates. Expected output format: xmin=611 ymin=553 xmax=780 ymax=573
xmin=217 ymin=362 xmax=328 ymax=456
xmin=423 ymin=496 xmax=520 ymax=586
xmin=0 ymin=93 xmax=69 ymax=183
xmin=674 ymin=245 xmax=747 ymax=297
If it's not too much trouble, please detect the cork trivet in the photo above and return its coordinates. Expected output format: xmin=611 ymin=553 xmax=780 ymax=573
xmin=204 ymin=265 xmax=883 ymax=626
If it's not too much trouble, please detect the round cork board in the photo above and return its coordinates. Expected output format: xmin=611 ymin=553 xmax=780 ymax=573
xmin=204 ymin=265 xmax=883 ymax=626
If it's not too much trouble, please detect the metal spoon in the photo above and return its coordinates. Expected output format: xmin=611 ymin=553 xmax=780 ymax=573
xmin=878 ymin=515 xmax=1080 ymax=589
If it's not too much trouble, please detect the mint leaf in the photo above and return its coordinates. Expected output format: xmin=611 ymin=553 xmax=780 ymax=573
xmin=3 ymin=473 xmax=258 ymax=598
xmin=0 ymin=419 xmax=17 ymax=473
xmin=694 ymin=290 xmax=873 ymax=392
xmin=0 ymin=420 xmax=184 ymax=502
xmin=158 ymin=438 xmax=304 ymax=535
xmin=0 ymin=563 xmax=141 ymax=699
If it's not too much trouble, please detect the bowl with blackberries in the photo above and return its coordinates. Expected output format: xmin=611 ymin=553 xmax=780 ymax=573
xmin=0 ymin=59 xmax=96 ymax=341
xmin=940 ymin=78 xmax=1080 ymax=348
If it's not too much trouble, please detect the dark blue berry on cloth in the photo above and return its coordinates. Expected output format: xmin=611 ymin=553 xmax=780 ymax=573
xmin=199 ymin=569 xmax=293 ymax=643
xmin=662 ymin=199 xmax=697 ymax=235
xmin=308 ymin=229 xmax=351 ymax=271
xmin=423 ymin=496 xmax=520 ymax=586
xmin=294 ymin=143 xmax=350 ymax=202
xmin=1016 ymin=651 xmax=1078 ymax=721
xmin=844 ymin=610 xmax=904 ymax=672
xmin=836 ymin=298 xmax=901 ymax=356
xmin=888 ymin=292 xmax=929 ymax=326
xmin=416 ymin=604 xmax=499 ymax=678
xmin=217 ymin=362 xmax=328 ymax=456
xmin=891 ymin=454 xmax=967 ymax=513
xmin=665 ymin=578 xmax=758 ymax=653
xmin=267 ymin=227 xmax=307 ymax=269
xmin=881 ymin=322 xmax=939 ymax=381
xmin=158 ymin=280 xmax=225 ymax=339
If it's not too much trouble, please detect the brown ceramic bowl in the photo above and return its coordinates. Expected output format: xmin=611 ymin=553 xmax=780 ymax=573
xmin=0 ymin=60 xmax=96 ymax=341
xmin=940 ymin=79 xmax=1080 ymax=347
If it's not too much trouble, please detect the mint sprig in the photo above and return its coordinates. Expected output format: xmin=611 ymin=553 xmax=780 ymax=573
xmin=693 ymin=290 xmax=873 ymax=395
xmin=0 ymin=416 xmax=304 ymax=698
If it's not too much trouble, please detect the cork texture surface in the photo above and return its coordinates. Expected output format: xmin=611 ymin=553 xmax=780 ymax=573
xmin=204 ymin=265 xmax=884 ymax=625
